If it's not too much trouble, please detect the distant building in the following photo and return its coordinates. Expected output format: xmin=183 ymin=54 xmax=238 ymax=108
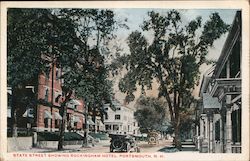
xmin=103 ymin=99 xmax=140 ymax=136
xmin=198 ymin=11 xmax=241 ymax=153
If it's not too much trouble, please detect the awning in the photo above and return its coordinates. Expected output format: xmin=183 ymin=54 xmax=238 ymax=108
xmin=73 ymin=116 xmax=81 ymax=123
xmin=23 ymin=109 xmax=34 ymax=118
xmin=87 ymin=119 xmax=95 ymax=125
xmin=54 ymin=112 xmax=62 ymax=120
xmin=202 ymin=93 xmax=221 ymax=109
xmin=7 ymin=87 xmax=12 ymax=95
xmin=44 ymin=110 xmax=52 ymax=119
xmin=69 ymin=99 xmax=82 ymax=106
xmin=54 ymin=91 xmax=62 ymax=102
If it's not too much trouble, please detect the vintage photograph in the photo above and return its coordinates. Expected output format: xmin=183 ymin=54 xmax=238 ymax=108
xmin=1 ymin=1 xmax=249 ymax=161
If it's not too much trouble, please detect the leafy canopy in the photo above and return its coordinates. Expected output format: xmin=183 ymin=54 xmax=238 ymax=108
xmin=7 ymin=8 xmax=121 ymax=105
xmin=134 ymin=96 xmax=169 ymax=133
xmin=111 ymin=10 xmax=229 ymax=108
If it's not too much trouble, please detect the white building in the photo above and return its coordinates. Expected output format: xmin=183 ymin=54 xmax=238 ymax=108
xmin=103 ymin=100 xmax=140 ymax=136
xmin=197 ymin=11 xmax=242 ymax=153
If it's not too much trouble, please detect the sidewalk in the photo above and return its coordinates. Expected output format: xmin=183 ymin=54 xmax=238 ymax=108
xmin=158 ymin=139 xmax=198 ymax=153
xmin=18 ymin=140 xmax=110 ymax=153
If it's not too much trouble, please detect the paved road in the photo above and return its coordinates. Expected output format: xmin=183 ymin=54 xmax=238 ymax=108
xmin=77 ymin=140 xmax=173 ymax=153
xmin=16 ymin=139 xmax=198 ymax=153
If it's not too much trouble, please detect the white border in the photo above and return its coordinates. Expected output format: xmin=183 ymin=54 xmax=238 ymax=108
xmin=1 ymin=1 xmax=249 ymax=161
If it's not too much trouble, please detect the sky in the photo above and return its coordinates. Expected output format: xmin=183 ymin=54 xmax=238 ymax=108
xmin=107 ymin=9 xmax=238 ymax=108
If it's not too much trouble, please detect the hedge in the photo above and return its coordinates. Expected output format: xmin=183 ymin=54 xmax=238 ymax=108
xmin=89 ymin=132 xmax=109 ymax=140
xmin=37 ymin=132 xmax=84 ymax=141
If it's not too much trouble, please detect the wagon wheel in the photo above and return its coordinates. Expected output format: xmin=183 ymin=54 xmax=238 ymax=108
xmin=149 ymin=136 xmax=156 ymax=143
xmin=111 ymin=139 xmax=124 ymax=151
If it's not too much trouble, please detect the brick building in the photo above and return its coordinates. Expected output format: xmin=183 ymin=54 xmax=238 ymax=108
xmin=8 ymin=61 xmax=86 ymax=133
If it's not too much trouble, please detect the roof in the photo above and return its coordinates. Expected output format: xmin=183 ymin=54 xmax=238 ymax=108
xmin=213 ymin=11 xmax=241 ymax=78
xmin=199 ymin=65 xmax=215 ymax=97
xmin=202 ymin=93 xmax=221 ymax=109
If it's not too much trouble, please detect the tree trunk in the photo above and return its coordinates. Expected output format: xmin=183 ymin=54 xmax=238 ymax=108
xmin=83 ymin=103 xmax=89 ymax=147
xmin=58 ymin=90 xmax=72 ymax=150
xmin=10 ymin=108 xmax=18 ymax=137
xmin=165 ymin=92 xmax=182 ymax=150
xmin=10 ymin=87 xmax=18 ymax=137
xmin=174 ymin=123 xmax=182 ymax=150
xmin=93 ymin=104 xmax=96 ymax=133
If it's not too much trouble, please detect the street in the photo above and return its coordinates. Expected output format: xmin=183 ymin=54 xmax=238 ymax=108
xmin=77 ymin=140 xmax=173 ymax=153
xmin=15 ymin=139 xmax=198 ymax=154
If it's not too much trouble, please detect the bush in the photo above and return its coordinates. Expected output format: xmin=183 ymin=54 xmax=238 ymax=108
xmin=18 ymin=131 xmax=33 ymax=137
xmin=37 ymin=132 xmax=84 ymax=141
xmin=7 ymin=128 xmax=33 ymax=137
xmin=89 ymin=132 xmax=109 ymax=140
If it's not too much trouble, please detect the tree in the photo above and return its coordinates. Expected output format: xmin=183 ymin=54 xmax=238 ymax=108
xmin=7 ymin=9 xmax=60 ymax=137
xmin=134 ymin=96 xmax=169 ymax=133
xmin=7 ymin=8 xmax=121 ymax=150
xmin=179 ymin=106 xmax=196 ymax=140
xmin=56 ymin=9 xmax=124 ymax=150
xmin=111 ymin=10 xmax=229 ymax=149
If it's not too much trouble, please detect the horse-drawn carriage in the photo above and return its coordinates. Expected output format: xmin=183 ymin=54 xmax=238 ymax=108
xmin=109 ymin=133 xmax=140 ymax=152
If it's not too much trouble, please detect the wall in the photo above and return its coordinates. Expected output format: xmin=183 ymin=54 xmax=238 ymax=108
xmin=104 ymin=102 xmax=139 ymax=135
xmin=8 ymin=137 xmax=32 ymax=152
xmin=37 ymin=140 xmax=83 ymax=148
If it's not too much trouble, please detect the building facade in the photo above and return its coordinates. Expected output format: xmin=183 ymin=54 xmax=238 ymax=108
xmin=7 ymin=62 xmax=85 ymax=134
xmin=198 ymin=11 xmax=241 ymax=153
xmin=103 ymin=100 xmax=140 ymax=136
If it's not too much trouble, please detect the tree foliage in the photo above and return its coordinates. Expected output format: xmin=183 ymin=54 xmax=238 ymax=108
xmin=134 ymin=96 xmax=169 ymax=133
xmin=7 ymin=8 xmax=121 ymax=149
xmin=111 ymin=10 xmax=229 ymax=149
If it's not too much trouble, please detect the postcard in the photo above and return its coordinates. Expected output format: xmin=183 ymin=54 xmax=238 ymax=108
xmin=0 ymin=1 xmax=249 ymax=161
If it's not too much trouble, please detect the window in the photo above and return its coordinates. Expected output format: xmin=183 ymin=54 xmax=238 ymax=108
xmin=74 ymin=122 xmax=77 ymax=127
xmin=115 ymin=115 xmax=120 ymax=120
xmin=232 ymin=109 xmax=241 ymax=143
xmin=45 ymin=88 xmax=49 ymax=102
xmin=215 ymin=121 xmax=220 ymax=141
xmin=116 ymin=107 xmax=121 ymax=110
xmin=105 ymin=107 xmax=108 ymax=111
xmin=56 ymin=68 xmax=60 ymax=80
xmin=105 ymin=125 xmax=111 ymax=130
xmin=44 ymin=118 xmax=49 ymax=128
xmin=45 ymin=71 xmax=49 ymax=85
xmin=113 ymin=125 xmax=119 ymax=131
xmin=105 ymin=114 xmax=108 ymax=120
xmin=55 ymin=119 xmax=60 ymax=128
